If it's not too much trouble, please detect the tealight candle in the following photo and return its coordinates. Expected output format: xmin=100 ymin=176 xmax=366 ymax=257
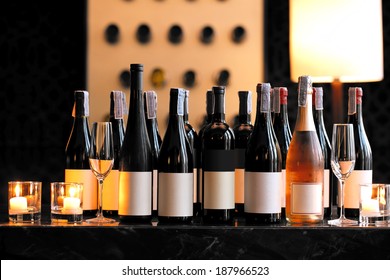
xmin=361 ymin=199 xmax=380 ymax=215
xmin=63 ymin=197 xmax=81 ymax=211
xmin=9 ymin=196 xmax=28 ymax=212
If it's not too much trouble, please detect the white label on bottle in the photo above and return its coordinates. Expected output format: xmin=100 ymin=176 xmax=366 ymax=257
xmin=203 ymin=171 xmax=235 ymax=209
xmin=153 ymin=169 xmax=158 ymax=211
xmin=193 ymin=168 xmax=198 ymax=203
xmin=245 ymin=172 xmax=281 ymax=213
xmin=324 ymin=169 xmax=330 ymax=208
xmin=291 ymin=183 xmax=322 ymax=214
xmin=102 ymin=169 xmax=119 ymax=210
xmin=235 ymin=168 xmax=245 ymax=204
xmin=158 ymin=173 xmax=193 ymax=217
xmin=281 ymin=169 xmax=286 ymax=208
xmin=118 ymin=171 xmax=152 ymax=216
xmin=65 ymin=169 xmax=97 ymax=210
xmin=343 ymin=170 xmax=373 ymax=208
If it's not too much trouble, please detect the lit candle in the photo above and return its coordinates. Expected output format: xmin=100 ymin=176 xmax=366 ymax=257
xmin=62 ymin=186 xmax=81 ymax=213
xmin=361 ymin=199 xmax=380 ymax=216
xmin=63 ymin=197 xmax=81 ymax=210
xmin=9 ymin=185 xmax=28 ymax=213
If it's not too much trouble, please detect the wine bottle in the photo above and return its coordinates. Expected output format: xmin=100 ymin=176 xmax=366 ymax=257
xmin=245 ymin=83 xmax=282 ymax=224
xmin=183 ymin=89 xmax=200 ymax=217
xmin=233 ymin=91 xmax=254 ymax=216
xmin=65 ymin=90 xmax=97 ymax=216
xmin=102 ymin=90 xmax=127 ymax=217
xmin=312 ymin=87 xmax=332 ymax=218
xmin=343 ymin=87 xmax=372 ymax=219
xmin=118 ymin=64 xmax=153 ymax=223
xmin=197 ymin=90 xmax=214 ymax=217
xmin=202 ymin=86 xmax=235 ymax=224
xmin=158 ymin=88 xmax=194 ymax=224
xmin=286 ymin=76 xmax=324 ymax=224
xmin=144 ymin=90 xmax=162 ymax=217
xmin=272 ymin=87 xmax=292 ymax=219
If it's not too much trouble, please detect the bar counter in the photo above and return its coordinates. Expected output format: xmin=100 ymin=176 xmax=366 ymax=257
xmin=0 ymin=206 xmax=389 ymax=260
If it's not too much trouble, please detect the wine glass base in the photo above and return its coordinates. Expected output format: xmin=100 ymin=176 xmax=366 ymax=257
xmin=86 ymin=216 xmax=116 ymax=224
xmin=328 ymin=217 xmax=358 ymax=226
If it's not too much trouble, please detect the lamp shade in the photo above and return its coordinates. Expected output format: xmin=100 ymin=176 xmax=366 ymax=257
xmin=290 ymin=0 xmax=384 ymax=83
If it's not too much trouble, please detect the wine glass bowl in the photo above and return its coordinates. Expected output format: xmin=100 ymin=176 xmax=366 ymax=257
xmin=87 ymin=122 xmax=115 ymax=224
xmin=328 ymin=124 xmax=357 ymax=226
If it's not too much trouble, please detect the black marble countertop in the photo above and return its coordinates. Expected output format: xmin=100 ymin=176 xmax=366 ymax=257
xmin=1 ymin=206 xmax=390 ymax=260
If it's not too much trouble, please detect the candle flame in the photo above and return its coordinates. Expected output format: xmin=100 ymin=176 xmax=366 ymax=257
xmin=15 ymin=184 xmax=21 ymax=197
xmin=69 ymin=187 xmax=76 ymax=198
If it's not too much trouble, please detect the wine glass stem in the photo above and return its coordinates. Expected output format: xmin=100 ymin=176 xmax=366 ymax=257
xmin=97 ymin=178 xmax=104 ymax=218
xmin=339 ymin=179 xmax=346 ymax=220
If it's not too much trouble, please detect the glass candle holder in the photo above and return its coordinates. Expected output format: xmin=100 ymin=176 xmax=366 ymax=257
xmin=51 ymin=182 xmax=83 ymax=224
xmin=8 ymin=181 xmax=42 ymax=223
xmin=360 ymin=184 xmax=390 ymax=226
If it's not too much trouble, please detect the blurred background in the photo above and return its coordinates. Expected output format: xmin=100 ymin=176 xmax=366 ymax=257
xmin=0 ymin=0 xmax=389 ymax=206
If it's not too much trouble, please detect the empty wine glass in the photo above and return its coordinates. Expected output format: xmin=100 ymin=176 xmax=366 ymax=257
xmin=87 ymin=122 xmax=115 ymax=224
xmin=328 ymin=124 xmax=357 ymax=226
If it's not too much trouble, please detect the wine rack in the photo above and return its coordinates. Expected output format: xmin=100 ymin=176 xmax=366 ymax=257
xmin=87 ymin=0 xmax=264 ymax=133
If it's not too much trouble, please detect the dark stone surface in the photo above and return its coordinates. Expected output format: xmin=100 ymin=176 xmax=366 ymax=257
xmin=1 ymin=208 xmax=389 ymax=260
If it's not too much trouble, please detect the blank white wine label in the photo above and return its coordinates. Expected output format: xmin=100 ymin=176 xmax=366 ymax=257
xmin=65 ymin=169 xmax=97 ymax=211
xmin=343 ymin=170 xmax=372 ymax=208
xmin=118 ymin=171 xmax=152 ymax=216
xmin=158 ymin=173 xmax=193 ymax=217
xmin=291 ymin=183 xmax=322 ymax=215
xmin=244 ymin=172 xmax=281 ymax=213
xmin=102 ymin=169 xmax=119 ymax=210
xmin=203 ymin=171 xmax=234 ymax=209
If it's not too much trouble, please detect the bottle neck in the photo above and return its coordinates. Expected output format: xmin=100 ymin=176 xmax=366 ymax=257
xmin=295 ymin=92 xmax=316 ymax=132
xmin=348 ymin=102 xmax=364 ymax=124
xmin=238 ymin=114 xmax=251 ymax=124
xmin=348 ymin=88 xmax=364 ymax=124
xmin=127 ymin=67 xmax=146 ymax=131
xmin=238 ymin=91 xmax=251 ymax=124
xmin=254 ymin=89 xmax=271 ymax=128
xmin=212 ymin=93 xmax=225 ymax=122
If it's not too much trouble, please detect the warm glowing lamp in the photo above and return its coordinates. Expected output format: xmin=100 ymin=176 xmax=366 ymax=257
xmin=290 ymin=0 xmax=384 ymax=123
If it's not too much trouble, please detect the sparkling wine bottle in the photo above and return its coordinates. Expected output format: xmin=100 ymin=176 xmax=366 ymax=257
xmin=144 ymin=90 xmax=162 ymax=217
xmin=233 ymin=90 xmax=253 ymax=216
xmin=286 ymin=76 xmax=324 ymax=224
xmin=245 ymin=83 xmax=282 ymax=224
xmin=202 ymin=86 xmax=235 ymax=224
xmin=312 ymin=87 xmax=332 ymax=218
xmin=65 ymin=90 xmax=97 ymax=216
xmin=102 ymin=90 xmax=127 ymax=217
xmin=158 ymin=88 xmax=194 ymax=224
xmin=343 ymin=87 xmax=372 ymax=219
xmin=272 ymin=87 xmax=292 ymax=219
xmin=118 ymin=64 xmax=153 ymax=223
xmin=183 ymin=89 xmax=200 ymax=217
